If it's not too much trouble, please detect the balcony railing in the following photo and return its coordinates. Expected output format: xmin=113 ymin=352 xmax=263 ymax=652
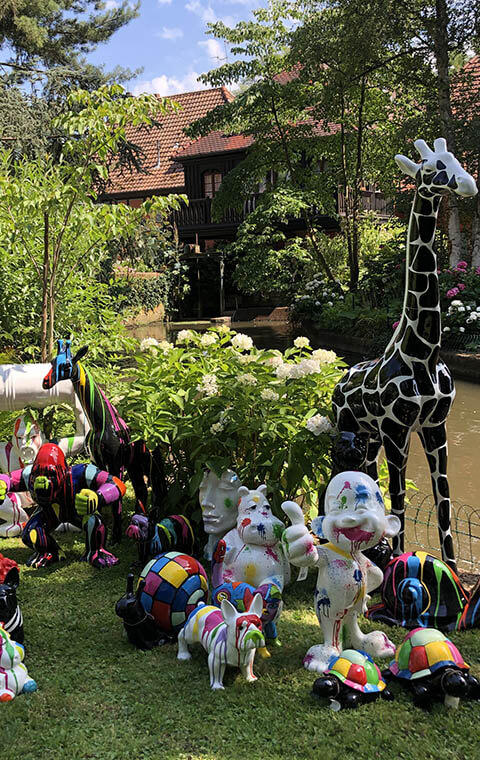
xmin=174 ymin=189 xmax=391 ymax=230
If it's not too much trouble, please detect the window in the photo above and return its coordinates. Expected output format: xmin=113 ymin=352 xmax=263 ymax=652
xmin=203 ymin=170 xmax=222 ymax=198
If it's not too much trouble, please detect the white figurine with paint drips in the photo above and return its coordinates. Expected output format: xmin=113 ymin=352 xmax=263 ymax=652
xmin=282 ymin=471 xmax=401 ymax=673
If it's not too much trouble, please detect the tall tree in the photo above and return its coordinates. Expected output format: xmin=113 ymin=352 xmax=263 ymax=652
xmin=0 ymin=85 xmax=185 ymax=360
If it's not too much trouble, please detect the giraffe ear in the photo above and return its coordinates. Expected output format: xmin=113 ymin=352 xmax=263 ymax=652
xmin=72 ymin=346 xmax=88 ymax=363
xmin=395 ymin=154 xmax=419 ymax=179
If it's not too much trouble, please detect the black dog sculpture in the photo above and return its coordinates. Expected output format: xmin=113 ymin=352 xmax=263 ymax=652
xmin=0 ymin=567 xmax=23 ymax=644
xmin=115 ymin=574 xmax=169 ymax=650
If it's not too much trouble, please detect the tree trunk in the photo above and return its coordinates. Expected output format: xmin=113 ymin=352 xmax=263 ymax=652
xmin=40 ymin=212 xmax=49 ymax=362
xmin=433 ymin=0 xmax=464 ymax=265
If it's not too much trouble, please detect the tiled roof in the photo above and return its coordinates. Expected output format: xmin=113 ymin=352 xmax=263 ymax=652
xmin=105 ymin=87 xmax=234 ymax=196
xmin=174 ymin=131 xmax=254 ymax=160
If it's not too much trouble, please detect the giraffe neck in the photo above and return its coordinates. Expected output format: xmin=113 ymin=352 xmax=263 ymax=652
xmin=387 ymin=189 xmax=442 ymax=364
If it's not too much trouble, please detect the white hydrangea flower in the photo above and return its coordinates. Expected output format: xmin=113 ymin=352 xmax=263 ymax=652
xmin=451 ymin=300 xmax=463 ymax=307
xmin=260 ymin=388 xmax=280 ymax=401
xmin=305 ymin=414 xmax=332 ymax=436
xmin=210 ymin=421 xmax=225 ymax=434
xmin=196 ymin=373 xmax=218 ymax=397
xmin=443 ymin=327 xmax=451 ymax=332
xmin=312 ymin=348 xmax=337 ymax=364
xmin=158 ymin=340 xmax=173 ymax=352
xmin=266 ymin=355 xmax=283 ymax=368
xmin=466 ymin=305 xmax=472 ymax=311
xmin=216 ymin=323 xmax=230 ymax=333
xmin=292 ymin=358 xmax=322 ymax=377
xmin=177 ymin=329 xmax=195 ymax=344
xmin=327 ymin=301 xmax=333 ymax=307
xmin=140 ymin=337 xmax=159 ymax=351
xmin=275 ymin=362 xmax=294 ymax=379
xmin=231 ymin=333 xmax=254 ymax=351
xmin=200 ymin=332 xmax=218 ymax=347
xmin=458 ymin=306 xmax=466 ymax=313
xmin=294 ymin=336 xmax=311 ymax=349
xmin=459 ymin=326 xmax=465 ymax=333
xmin=477 ymin=306 xmax=480 ymax=312
xmin=237 ymin=373 xmax=257 ymax=386
xmin=315 ymin=301 xmax=321 ymax=306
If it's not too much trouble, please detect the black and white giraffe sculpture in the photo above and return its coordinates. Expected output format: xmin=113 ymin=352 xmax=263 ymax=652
xmin=332 ymin=138 xmax=478 ymax=572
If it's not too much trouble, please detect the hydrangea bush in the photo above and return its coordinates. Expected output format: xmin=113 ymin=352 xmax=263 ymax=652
xmin=123 ymin=329 xmax=345 ymax=519
xmin=290 ymin=273 xmax=345 ymax=320
xmin=439 ymin=263 xmax=480 ymax=348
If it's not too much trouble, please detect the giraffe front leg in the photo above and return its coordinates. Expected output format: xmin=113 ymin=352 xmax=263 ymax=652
xmin=365 ymin=438 xmax=382 ymax=482
xmin=418 ymin=424 xmax=456 ymax=572
xmin=383 ymin=431 xmax=410 ymax=556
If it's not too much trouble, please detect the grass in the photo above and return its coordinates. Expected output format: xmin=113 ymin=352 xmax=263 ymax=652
xmin=2 ymin=510 xmax=480 ymax=760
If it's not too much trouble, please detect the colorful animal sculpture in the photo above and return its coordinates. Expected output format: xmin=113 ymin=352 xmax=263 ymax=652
xmin=0 ymin=442 xmax=125 ymax=568
xmin=177 ymin=593 xmax=265 ymax=690
xmin=366 ymin=551 xmax=480 ymax=631
xmin=0 ymin=625 xmax=37 ymax=702
xmin=312 ymin=649 xmax=394 ymax=710
xmin=332 ymin=139 xmax=478 ymax=573
xmin=0 ymin=564 xmax=23 ymax=644
xmin=42 ymin=339 xmax=167 ymax=513
xmin=125 ymin=512 xmax=195 ymax=566
xmin=282 ymin=471 xmax=401 ymax=673
xmin=115 ymin=552 xmax=209 ymax=650
xmin=212 ymin=580 xmax=283 ymax=649
xmin=211 ymin=485 xmax=291 ymax=592
xmin=199 ymin=469 xmax=243 ymax=560
xmin=384 ymin=628 xmax=480 ymax=709
xmin=0 ymin=363 xmax=89 ymax=455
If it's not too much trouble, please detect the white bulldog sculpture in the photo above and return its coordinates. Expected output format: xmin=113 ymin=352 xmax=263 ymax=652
xmin=211 ymin=485 xmax=291 ymax=591
xmin=0 ymin=625 xmax=37 ymax=701
xmin=177 ymin=594 xmax=265 ymax=689
xmin=282 ymin=471 xmax=401 ymax=673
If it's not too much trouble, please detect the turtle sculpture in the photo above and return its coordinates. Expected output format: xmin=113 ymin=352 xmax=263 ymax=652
xmin=115 ymin=551 xmax=209 ymax=650
xmin=366 ymin=551 xmax=480 ymax=632
xmin=312 ymin=649 xmax=394 ymax=710
xmin=384 ymin=628 xmax=480 ymax=709
xmin=0 ymin=625 xmax=37 ymax=701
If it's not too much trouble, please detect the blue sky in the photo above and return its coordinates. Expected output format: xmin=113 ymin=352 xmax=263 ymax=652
xmin=87 ymin=0 xmax=268 ymax=96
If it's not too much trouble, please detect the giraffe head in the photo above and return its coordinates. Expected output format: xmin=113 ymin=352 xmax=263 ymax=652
xmin=395 ymin=138 xmax=478 ymax=198
xmin=42 ymin=338 xmax=88 ymax=389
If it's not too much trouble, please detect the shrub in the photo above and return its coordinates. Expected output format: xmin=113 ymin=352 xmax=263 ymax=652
xmin=119 ymin=328 xmax=345 ymax=520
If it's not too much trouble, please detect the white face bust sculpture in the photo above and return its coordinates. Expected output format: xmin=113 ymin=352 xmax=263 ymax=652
xmin=199 ymin=469 xmax=243 ymax=559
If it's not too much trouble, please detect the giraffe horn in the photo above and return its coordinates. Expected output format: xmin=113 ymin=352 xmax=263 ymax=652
xmin=394 ymin=154 xmax=419 ymax=179
xmin=414 ymin=139 xmax=433 ymax=159
xmin=433 ymin=137 xmax=448 ymax=153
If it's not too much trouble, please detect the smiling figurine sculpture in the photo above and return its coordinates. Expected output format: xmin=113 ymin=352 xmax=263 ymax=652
xmin=282 ymin=471 xmax=401 ymax=673
xmin=199 ymin=469 xmax=243 ymax=560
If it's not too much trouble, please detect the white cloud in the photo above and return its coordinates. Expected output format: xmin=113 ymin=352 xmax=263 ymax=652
xmin=157 ymin=26 xmax=184 ymax=40
xmin=185 ymin=1 xmax=217 ymax=24
xmin=104 ymin=0 xmax=120 ymax=8
xmin=198 ymin=38 xmax=227 ymax=64
xmin=157 ymin=0 xmax=172 ymax=4
xmin=132 ymin=71 xmax=208 ymax=96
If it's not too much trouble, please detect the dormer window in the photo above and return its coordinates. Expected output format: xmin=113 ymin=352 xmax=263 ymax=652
xmin=203 ymin=170 xmax=222 ymax=198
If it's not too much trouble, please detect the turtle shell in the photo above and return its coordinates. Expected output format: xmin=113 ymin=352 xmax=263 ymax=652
xmin=138 ymin=551 xmax=208 ymax=637
xmin=326 ymin=649 xmax=387 ymax=694
xmin=389 ymin=627 xmax=469 ymax=681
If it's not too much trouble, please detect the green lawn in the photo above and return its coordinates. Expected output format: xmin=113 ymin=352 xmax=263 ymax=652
xmin=2 ymin=521 xmax=480 ymax=760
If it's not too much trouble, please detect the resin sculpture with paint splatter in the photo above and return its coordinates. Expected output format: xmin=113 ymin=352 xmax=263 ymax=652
xmin=282 ymin=471 xmax=400 ymax=673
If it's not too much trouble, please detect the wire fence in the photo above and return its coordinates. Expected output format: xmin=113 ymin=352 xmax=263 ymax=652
xmin=405 ymin=490 xmax=480 ymax=571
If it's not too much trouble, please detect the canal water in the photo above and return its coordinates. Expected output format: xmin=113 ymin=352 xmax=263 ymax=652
xmin=131 ymin=320 xmax=480 ymax=567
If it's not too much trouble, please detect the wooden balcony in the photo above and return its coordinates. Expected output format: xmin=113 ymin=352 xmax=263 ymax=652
xmin=174 ymin=189 xmax=392 ymax=241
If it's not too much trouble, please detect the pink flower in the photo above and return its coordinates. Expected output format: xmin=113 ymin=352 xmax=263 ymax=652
xmin=476 ymin=267 xmax=480 ymax=275
xmin=392 ymin=320 xmax=400 ymax=330
xmin=456 ymin=261 xmax=468 ymax=269
xmin=447 ymin=287 xmax=460 ymax=298
xmin=457 ymin=283 xmax=466 ymax=291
